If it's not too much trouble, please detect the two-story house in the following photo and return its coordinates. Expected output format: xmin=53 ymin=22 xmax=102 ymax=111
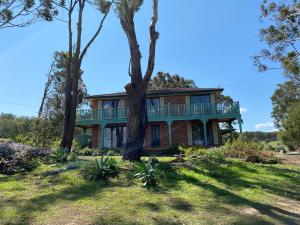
xmin=76 ymin=88 xmax=242 ymax=151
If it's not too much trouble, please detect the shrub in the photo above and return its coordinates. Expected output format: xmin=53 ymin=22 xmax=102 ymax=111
xmin=83 ymin=156 xmax=119 ymax=181
xmin=133 ymin=157 xmax=158 ymax=187
xmin=0 ymin=140 xmax=50 ymax=175
xmin=179 ymin=146 xmax=208 ymax=158
xmin=51 ymin=148 xmax=68 ymax=163
xmin=79 ymin=148 xmax=101 ymax=156
xmin=220 ymin=138 xmax=281 ymax=164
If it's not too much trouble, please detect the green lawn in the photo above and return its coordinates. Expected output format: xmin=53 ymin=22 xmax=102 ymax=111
xmin=1 ymin=156 xmax=300 ymax=225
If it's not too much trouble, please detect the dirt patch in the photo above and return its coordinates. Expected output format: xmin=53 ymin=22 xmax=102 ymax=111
xmin=278 ymin=154 xmax=300 ymax=167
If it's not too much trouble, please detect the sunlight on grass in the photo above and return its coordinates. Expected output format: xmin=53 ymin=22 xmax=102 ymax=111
xmin=0 ymin=156 xmax=300 ymax=225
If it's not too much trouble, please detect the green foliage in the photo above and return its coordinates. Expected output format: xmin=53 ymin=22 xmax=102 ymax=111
xmin=79 ymin=148 xmax=101 ymax=156
xmin=254 ymin=0 xmax=300 ymax=82
xmin=83 ymin=156 xmax=119 ymax=181
xmin=51 ymin=148 xmax=68 ymax=163
xmin=133 ymin=157 xmax=158 ymax=187
xmin=279 ymin=101 xmax=300 ymax=149
xmin=220 ymin=138 xmax=281 ymax=164
xmin=179 ymin=145 xmax=208 ymax=158
xmin=239 ymin=131 xmax=278 ymax=142
xmin=271 ymin=81 xmax=300 ymax=128
xmin=149 ymin=72 xmax=197 ymax=90
xmin=0 ymin=113 xmax=34 ymax=139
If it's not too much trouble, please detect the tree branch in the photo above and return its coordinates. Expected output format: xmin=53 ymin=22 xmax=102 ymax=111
xmin=143 ymin=0 xmax=159 ymax=86
xmin=79 ymin=0 xmax=115 ymax=64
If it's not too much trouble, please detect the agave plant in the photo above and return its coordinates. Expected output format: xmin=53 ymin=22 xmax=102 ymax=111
xmin=88 ymin=156 xmax=118 ymax=181
xmin=51 ymin=148 xmax=68 ymax=163
xmin=133 ymin=157 xmax=158 ymax=187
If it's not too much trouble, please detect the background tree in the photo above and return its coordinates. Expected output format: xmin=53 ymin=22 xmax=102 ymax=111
xmin=254 ymin=0 xmax=300 ymax=140
xmin=115 ymin=0 xmax=159 ymax=161
xmin=254 ymin=0 xmax=300 ymax=85
xmin=0 ymin=0 xmax=57 ymax=29
xmin=36 ymin=51 xmax=87 ymax=146
xmin=57 ymin=0 xmax=114 ymax=152
xmin=279 ymin=101 xmax=300 ymax=149
xmin=271 ymin=80 xmax=300 ymax=127
xmin=148 ymin=72 xmax=197 ymax=89
xmin=39 ymin=51 xmax=87 ymax=121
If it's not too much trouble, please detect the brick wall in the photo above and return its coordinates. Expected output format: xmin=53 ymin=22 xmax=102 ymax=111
xmin=172 ymin=121 xmax=188 ymax=146
xmin=164 ymin=95 xmax=186 ymax=105
xmin=91 ymin=125 xmax=99 ymax=148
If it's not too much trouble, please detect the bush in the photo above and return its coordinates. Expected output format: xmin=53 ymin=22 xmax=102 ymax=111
xmin=220 ymin=138 xmax=281 ymax=164
xmin=79 ymin=148 xmax=101 ymax=156
xmin=179 ymin=146 xmax=208 ymax=158
xmin=0 ymin=140 xmax=50 ymax=175
xmin=133 ymin=157 xmax=158 ymax=187
xmin=83 ymin=156 xmax=119 ymax=181
xmin=51 ymin=148 xmax=68 ymax=163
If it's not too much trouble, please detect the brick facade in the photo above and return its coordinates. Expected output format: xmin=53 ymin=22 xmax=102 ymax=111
xmin=84 ymin=90 xmax=226 ymax=150
xmin=172 ymin=121 xmax=188 ymax=146
xmin=91 ymin=125 xmax=99 ymax=148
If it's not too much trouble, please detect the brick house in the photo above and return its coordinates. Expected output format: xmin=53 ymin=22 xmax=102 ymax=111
xmin=76 ymin=88 xmax=242 ymax=151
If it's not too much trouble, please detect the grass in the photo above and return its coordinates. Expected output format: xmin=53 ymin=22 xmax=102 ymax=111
xmin=0 ymin=156 xmax=300 ymax=225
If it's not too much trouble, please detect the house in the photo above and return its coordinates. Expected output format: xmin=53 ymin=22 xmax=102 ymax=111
xmin=76 ymin=88 xmax=242 ymax=151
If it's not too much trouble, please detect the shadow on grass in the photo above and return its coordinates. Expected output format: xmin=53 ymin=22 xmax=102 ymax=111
xmin=158 ymin=160 xmax=300 ymax=225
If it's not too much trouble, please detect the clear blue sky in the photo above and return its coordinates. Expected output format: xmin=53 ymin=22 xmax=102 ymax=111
xmin=0 ymin=0 xmax=284 ymax=132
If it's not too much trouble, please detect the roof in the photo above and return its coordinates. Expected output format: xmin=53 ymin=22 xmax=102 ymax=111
xmin=86 ymin=87 xmax=224 ymax=99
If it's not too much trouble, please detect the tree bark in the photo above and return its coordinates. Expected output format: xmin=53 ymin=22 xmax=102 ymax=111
xmin=123 ymin=83 xmax=148 ymax=161
xmin=120 ymin=0 xmax=159 ymax=161
xmin=60 ymin=0 xmax=113 ymax=152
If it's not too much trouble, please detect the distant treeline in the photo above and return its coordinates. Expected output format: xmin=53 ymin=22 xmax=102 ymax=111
xmin=241 ymin=131 xmax=278 ymax=143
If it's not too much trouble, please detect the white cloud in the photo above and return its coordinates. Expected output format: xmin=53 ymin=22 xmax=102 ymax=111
xmin=255 ymin=121 xmax=274 ymax=129
xmin=240 ymin=107 xmax=248 ymax=113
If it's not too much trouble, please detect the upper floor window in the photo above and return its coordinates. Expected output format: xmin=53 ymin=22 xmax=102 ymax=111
xmin=190 ymin=95 xmax=210 ymax=104
xmin=147 ymin=98 xmax=160 ymax=108
xmin=102 ymin=99 xmax=120 ymax=109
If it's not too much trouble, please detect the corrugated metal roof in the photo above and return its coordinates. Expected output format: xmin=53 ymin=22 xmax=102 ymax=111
xmin=86 ymin=87 xmax=224 ymax=99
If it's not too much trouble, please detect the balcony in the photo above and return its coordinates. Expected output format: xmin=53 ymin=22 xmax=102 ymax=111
xmin=76 ymin=102 xmax=241 ymax=126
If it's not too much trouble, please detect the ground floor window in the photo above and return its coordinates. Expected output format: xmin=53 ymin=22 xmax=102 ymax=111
xmin=192 ymin=122 xmax=213 ymax=146
xmin=151 ymin=124 xmax=160 ymax=147
xmin=104 ymin=126 xmax=127 ymax=148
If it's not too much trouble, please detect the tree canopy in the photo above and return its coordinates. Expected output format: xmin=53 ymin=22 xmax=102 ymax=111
xmin=254 ymin=0 xmax=300 ymax=85
xmin=148 ymin=72 xmax=197 ymax=90
xmin=279 ymin=101 xmax=300 ymax=149
xmin=271 ymin=80 xmax=300 ymax=127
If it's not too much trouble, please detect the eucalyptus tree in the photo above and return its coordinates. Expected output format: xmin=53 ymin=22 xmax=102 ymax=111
xmin=254 ymin=0 xmax=300 ymax=85
xmin=254 ymin=0 xmax=300 ymax=129
xmin=148 ymin=72 xmax=197 ymax=90
xmin=0 ymin=0 xmax=57 ymax=29
xmin=115 ymin=0 xmax=159 ymax=161
xmin=57 ymin=0 xmax=114 ymax=152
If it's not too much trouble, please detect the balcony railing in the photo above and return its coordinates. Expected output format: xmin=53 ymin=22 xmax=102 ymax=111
xmin=76 ymin=102 xmax=240 ymax=123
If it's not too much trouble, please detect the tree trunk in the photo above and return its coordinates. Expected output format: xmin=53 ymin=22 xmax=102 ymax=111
xmin=123 ymin=84 xmax=148 ymax=161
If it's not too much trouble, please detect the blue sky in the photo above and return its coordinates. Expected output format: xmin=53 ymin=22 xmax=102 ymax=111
xmin=0 ymin=0 xmax=285 ymax=132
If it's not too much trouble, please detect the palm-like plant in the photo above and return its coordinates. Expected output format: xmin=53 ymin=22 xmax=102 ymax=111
xmin=88 ymin=156 xmax=118 ymax=180
xmin=51 ymin=148 xmax=68 ymax=163
xmin=133 ymin=158 xmax=158 ymax=187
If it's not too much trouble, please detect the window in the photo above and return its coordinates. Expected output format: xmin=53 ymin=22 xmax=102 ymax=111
xmin=147 ymin=98 xmax=160 ymax=108
xmin=147 ymin=98 xmax=160 ymax=117
xmin=192 ymin=122 xmax=213 ymax=146
xmin=151 ymin=124 xmax=160 ymax=147
xmin=102 ymin=99 xmax=120 ymax=109
xmin=190 ymin=95 xmax=211 ymax=104
xmin=102 ymin=100 xmax=120 ymax=119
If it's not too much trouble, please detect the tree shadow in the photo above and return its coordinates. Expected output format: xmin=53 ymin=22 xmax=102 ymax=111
xmin=4 ymin=181 xmax=107 ymax=225
xmin=158 ymin=160 xmax=300 ymax=225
